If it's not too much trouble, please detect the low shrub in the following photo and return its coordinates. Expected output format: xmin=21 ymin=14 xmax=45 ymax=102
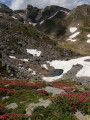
xmin=0 ymin=88 xmax=15 ymax=97
xmin=36 ymin=89 xmax=49 ymax=96
xmin=31 ymin=105 xmax=77 ymax=120
xmin=51 ymin=92 xmax=90 ymax=114
xmin=0 ymin=112 xmax=30 ymax=120
xmin=0 ymin=80 xmax=46 ymax=89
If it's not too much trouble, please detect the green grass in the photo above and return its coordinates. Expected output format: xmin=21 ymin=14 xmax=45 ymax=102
xmin=31 ymin=104 xmax=77 ymax=120
xmin=76 ymin=34 xmax=87 ymax=41
xmin=0 ymin=89 xmax=46 ymax=114
xmin=80 ymin=27 xmax=90 ymax=32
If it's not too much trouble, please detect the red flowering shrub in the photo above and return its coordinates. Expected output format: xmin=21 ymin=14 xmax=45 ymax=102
xmin=51 ymin=82 xmax=74 ymax=88
xmin=0 ymin=88 xmax=15 ymax=97
xmin=36 ymin=89 xmax=49 ymax=96
xmin=62 ymin=88 xmax=72 ymax=93
xmin=51 ymin=92 xmax=90 ymax=114
xmin=0 ymin=80 xmax=46 ymax=90
xmin=0 ymin=113 xmax=30 ymax=120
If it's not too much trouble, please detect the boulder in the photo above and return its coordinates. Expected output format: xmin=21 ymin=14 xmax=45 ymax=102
xmin=5 ymin=103 xmax=18 ymax=110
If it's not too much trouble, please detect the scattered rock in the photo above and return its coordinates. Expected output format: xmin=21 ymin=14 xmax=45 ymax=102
xmin=26 ymin=98 xmax=51 ymax=116
xmin=10 ymin=50 xmax=15 ymax=54
xmin=2 ymin=96 xmax=9 ymax=100
xmin=5 ymin=103 xmax=18 ymax=110
xmin=75 ymin=111 xmax=87 ymax=120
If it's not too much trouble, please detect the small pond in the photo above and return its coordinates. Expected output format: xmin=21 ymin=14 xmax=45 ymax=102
xmin=47 ymin=69 xmax=64 ymax=77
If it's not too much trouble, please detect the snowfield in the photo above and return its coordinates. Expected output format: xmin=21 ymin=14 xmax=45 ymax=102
xmin=43 ymin=56 xmax=90 ymax=82
xmin=67 ymin=32 xmax=80 ymax=42
xmin=26 ymin=49 xmax=41 ymax=57
xmin=70 ymin=27 xmax=77 ymax=33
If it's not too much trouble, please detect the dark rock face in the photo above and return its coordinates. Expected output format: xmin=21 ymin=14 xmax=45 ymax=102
xmin=0 ymin=3 xmax=13 ymax=16
xmin=27 ymin=5 xmax=39 ymax=22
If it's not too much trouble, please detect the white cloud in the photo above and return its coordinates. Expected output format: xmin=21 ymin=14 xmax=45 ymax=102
xmin=10 ymin=0 xmax=90 ymax=10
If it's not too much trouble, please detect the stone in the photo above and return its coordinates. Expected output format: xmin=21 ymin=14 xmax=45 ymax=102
xmin=10 ymin=50 xmax=15 ymax=54
xmin=18 ymin=42 xmax=23 ymax=47
xmin=75 ymin=111 xmax=87 ymax=120
xmin=2 ymin=96 xmax=9 ymax=100
xmin=26 ymin=98 xmax=51 ymax=116
xmin=44 ymin=86 xmax=65 ymax=96
xmin=5 ymin=103 xmax=18 ymax=110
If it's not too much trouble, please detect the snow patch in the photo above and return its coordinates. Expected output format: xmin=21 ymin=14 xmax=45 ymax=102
xmin=20 ymin=59 xmax=29 ymax=62
xmin=67 ymin=32 xmax=80 ymax=42
xmin=31 ymin=71 xmax=36 ymax=75
xmin=28 ymin=68 xmax=32 ymax=72
xmin=40 ymin=20 xmax=44 ymax=25
xmin=42 ymin=64 xmax=48 ymax=69
xmin=26 ymin=49 xmax=41 ymax=57
xmin=60 ymin=10 xmax=69 ymax=15
xmin=48 ymin=11 xmax=59 ymax=19
xmin=36 ymin=15 xmax=42 ymax=20
xmin=70 ymin=27 xmax=77 ymax=33
xmin=87 ymin=34 xmax=90 ymax=38
xmin=87 ymin=39 xmax=90 ymax=43
xmin=29 ymin=22 xmax=37 ymax=26
xmin=43 ymin=56 xmax=90 ymax=82
xmin=48 ymin=10 xmax=69 ymax=20
xmin=28 ymin=68 xmax=36 ymax=75
xmin=12 ymin=16 xmax=17 ymax=19
xmin=9 ymin=56 xmax=17 ymax=59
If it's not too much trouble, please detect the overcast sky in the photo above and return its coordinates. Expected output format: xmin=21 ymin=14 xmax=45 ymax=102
xmin=0 ymin=0 xmax=90 ymax=10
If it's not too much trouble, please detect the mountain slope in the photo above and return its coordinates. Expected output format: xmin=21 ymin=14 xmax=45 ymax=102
xmin=0 ymin=3 xmax=13 ymax=15
xmin=0 ymin=8 xmax=79 ymax=80
xmin=0 ymin=3 xmax=90 ymax=86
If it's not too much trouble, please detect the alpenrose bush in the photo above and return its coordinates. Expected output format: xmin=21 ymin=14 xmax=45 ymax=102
xmin=0 ymin=80 xmax=46 ymax=89
xmin=0 ymin=88 xmax=15 ymax=97
xmin=36 ymin=89 xmax=49 ymax=96
xmin=51 ymin=92 xmax=90 ymax=114
xmin=50 ymin=82 xmax=74 ymax=88
xmin=0 ymin=113 xmax=30 ymax=120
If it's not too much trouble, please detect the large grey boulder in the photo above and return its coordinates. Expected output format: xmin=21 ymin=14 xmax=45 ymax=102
xmin=44 ymin=86 xmax=65 ymax=96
